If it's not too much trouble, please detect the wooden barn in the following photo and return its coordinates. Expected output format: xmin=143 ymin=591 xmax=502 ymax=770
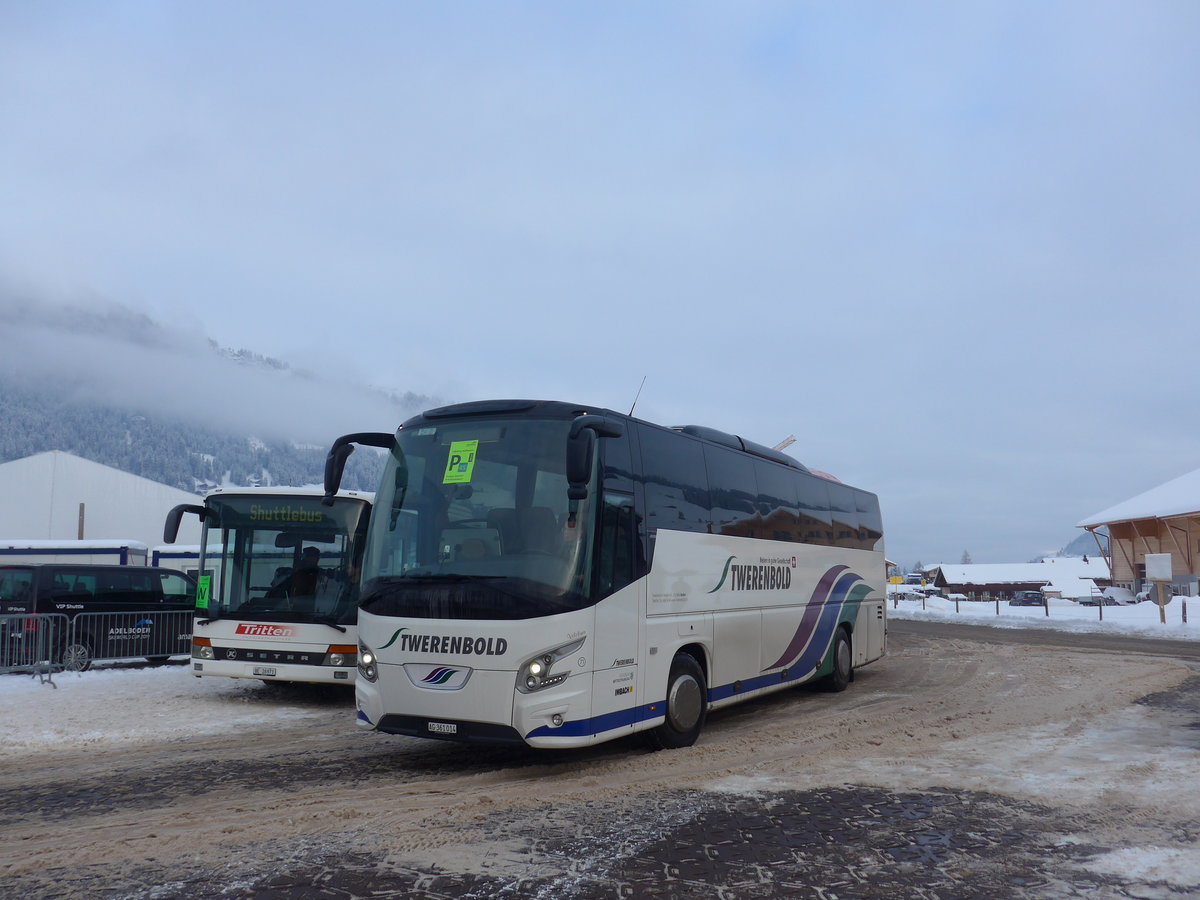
xmin=1078 ymin=467 xmax=1200 ymax=596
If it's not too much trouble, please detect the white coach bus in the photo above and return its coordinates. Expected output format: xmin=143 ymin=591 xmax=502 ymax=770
xmin=163 ymin=487 xmax=373 ymax=686
xmin=325 ymin=400 xmax=885 ymax=749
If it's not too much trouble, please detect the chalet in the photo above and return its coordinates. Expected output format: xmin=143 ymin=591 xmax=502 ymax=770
xmin=1078 ymin=466 xmax=1200 ymax=596
xmin=930 ymin=557 xmax=1110 ymax=602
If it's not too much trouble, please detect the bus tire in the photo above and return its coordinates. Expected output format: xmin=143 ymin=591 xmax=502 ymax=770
xmin=821 ymin=628 xmax=852 ymax=693
xmin=647 ymin=653 xmax=707 ymax=751
xmin=62 ymin=640 xmax=93 ymax=673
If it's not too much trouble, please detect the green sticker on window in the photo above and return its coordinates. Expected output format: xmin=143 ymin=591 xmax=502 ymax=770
xmin=442 ymin=440 xmax=479 ymax=484
xmin=196 ymin=575 xmax=211 ymax=611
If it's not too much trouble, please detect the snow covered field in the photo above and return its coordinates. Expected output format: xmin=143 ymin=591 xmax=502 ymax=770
xmin=888 ymin=592 xmax=1200 ymax=640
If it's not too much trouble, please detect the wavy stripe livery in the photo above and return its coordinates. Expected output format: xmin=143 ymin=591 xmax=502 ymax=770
xmin=527 ymin=564 xmax=874 ymax=739
xmin=421 ymin=667 xmax=459 ymax=685
xmin=761 ymin=564 xmax=847 ymax=670
xmin=379 ymin=627 xmax=408 ymax=650
xmin=707 ymin=555 xmax=737 ymax=593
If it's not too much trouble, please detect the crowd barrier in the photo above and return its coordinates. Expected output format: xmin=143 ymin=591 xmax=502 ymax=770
xmin=0 ymin=610 xmax=192 ymax=675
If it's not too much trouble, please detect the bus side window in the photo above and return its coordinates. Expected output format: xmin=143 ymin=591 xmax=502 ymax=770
xmin=827 ymin=483 xmax=859 ymax=549
xmin=797 ymin=476 xmax=834 ymax=545
xmin=637 ymin=424 xmax=711 ymax=560
xmin=753 ymin=460 xmax=802 ymax=544
xmin=704 ymin=445 xmax=758 ymax=539
xmin=856 ymin=490 xmax=884 ymax=551
xmin=596 ymin=493 xmax=637 ymax=599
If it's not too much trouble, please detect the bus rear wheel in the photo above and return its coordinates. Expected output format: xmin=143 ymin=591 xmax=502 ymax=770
xmin=820 ymin=628 xmax=853 ymax=692
xmin=647 ymin=653 xmax=707 ymax=751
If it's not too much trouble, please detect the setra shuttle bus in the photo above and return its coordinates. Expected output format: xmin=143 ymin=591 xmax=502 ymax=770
xmin=325 ymin=400 xmax=885 ymax=749
xmin=163 ymin=487 xmax=372 ymax=686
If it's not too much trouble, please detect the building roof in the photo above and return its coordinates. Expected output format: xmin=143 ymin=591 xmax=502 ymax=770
xmin=1077 ymin=466 xmax=1200 ymax=527
xmin=933 ymin=557 xmax=1109 ymax=599
xmin=0 ymin=451 xmax=202 ymax=548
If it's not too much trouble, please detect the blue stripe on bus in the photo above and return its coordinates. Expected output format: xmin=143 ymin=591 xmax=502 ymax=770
xmin=527 ymin=573 xmax=876 ymax=741
xmin=524 ymin=702 xmax=661 ymax=739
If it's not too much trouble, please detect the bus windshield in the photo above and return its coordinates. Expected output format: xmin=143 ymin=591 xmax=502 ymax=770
xmin=202 ymin=494 xmax=371 ymax=626
xmin=360 ymin=417 xmax=596 ymax=620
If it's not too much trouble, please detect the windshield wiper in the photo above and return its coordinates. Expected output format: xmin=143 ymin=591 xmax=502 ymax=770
xmin=390 ymin=573 xmax=503 ymax=582
xmin=310 ymin=615 xmax=348 ymax=633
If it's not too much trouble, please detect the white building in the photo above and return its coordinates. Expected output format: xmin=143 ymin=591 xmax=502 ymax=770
xmin=0 ymin=451 xmax=203 ymax=552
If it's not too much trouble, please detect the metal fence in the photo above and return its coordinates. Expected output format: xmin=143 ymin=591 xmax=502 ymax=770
xmin=1 ymin=610 xmax=193 ymax=675
xmin=0 ymin=613 xmax=68 ymax=675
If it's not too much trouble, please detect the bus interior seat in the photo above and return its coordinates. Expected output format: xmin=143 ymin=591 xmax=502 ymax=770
xmin=486 ymin=506 xmax=558 ymax=554
xmin=521 ymin=506 xmax=559 ymax=554
xmin=486 ymin=508 xmax=517 ymax=551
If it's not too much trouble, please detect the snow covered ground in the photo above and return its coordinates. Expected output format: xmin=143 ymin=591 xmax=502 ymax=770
xmin=2 ymin=600 xmax=1199 ymax=894
xmin=888 ymin=591 xmax=1200 ymax=640
xmin=1 ymin=593 xmax=1195 ymax=757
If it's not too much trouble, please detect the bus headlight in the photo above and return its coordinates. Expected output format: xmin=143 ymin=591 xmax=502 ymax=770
xmin=516 ymin=637 xmax=585 ymax=694
xmin=358 ymin=641 xmax=378 ymax=682
xmin=193 ymin=638 xmax=214 ymax=660
xmin=324 ymin=644 xmax=357 ymax=667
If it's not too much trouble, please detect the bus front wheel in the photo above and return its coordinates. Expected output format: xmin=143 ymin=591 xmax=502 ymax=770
xmin=647 ymin=653 xmax=707 ymax=751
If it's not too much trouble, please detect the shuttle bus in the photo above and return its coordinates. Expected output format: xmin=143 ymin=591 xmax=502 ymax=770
xmin=325 ymin=400 xmax=886 ymax=749
xmin=163 ymin=487 xmax=373 ymax=686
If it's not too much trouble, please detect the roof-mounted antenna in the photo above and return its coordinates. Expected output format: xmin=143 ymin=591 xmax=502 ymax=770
xmin=629 ymin=375 xmax=647 ymax=416
xmin=772 ymin=435 xmax=796 ymax=451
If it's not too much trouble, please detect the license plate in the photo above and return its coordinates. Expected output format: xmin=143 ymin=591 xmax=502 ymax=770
xmin=427 ymin=721 xmax=457 ymax=734
xmin=253 ymin=666 xmax=277 ymax=676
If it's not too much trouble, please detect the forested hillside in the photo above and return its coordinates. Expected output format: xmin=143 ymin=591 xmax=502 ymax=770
xmin=0 ymin=378 xmax=390 ymax=494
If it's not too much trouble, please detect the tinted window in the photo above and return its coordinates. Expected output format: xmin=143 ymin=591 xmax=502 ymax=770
xmin=753 ymin=461 xmax=802 ymax=543
xmin=855 ymin=490 xmax=883 ymax=550
xmin=595 ymin=492 xmax=639 ymax=599
xmin=600 ymin=426 xmax=636 ymax=493
xmin=49 ymin=569 xmax=97 ymax=601
xmin=797 ymin=475 xmax=834 ymax=545
xmin=0 ymin=568 xmax=33 ymax=612
xmin=158 ymin=571 xmax=195 ymax=605
xmin=704 ymin=445 xmax=758 ymax=538
xmin=638 ymin=425 xmax=712 ymax=547
xmin=827 ymin=483 xmax=859 ymax=548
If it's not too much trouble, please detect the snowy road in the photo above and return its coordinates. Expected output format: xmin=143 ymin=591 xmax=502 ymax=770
xmin=1 ymin=621 xmax=1198 ymax=899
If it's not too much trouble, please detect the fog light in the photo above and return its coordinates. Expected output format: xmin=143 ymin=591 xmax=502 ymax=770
xmin=551 ymin=714 xmax=564 ymax=727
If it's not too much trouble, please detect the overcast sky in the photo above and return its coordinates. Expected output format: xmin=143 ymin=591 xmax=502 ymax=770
xmin=2 ymin=2 xmax=1198 ymax=567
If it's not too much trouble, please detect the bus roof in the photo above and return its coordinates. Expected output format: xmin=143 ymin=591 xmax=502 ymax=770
xmin=406 ymin=399 xmax=811 ymax=475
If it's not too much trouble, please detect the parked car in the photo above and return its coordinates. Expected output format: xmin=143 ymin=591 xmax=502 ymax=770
xmin=1008 ymin=590 xmax=1046 ymax=606
xmin=0 ymin=564 xmax=195 ymax=671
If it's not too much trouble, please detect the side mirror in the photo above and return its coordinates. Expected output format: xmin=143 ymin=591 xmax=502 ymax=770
xmin=566 ymin=429 xmax=596 ymax=501
xmin=164 ymin=504 xmax=206 ymax=543
xmin=324 ymin=432 xmax=394 ymax=504
xmin=566 ymin=416 xmax=625 ymax=501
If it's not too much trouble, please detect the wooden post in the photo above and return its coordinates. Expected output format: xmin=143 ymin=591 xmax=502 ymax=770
xmin=1145 ymin=553 xmax=1172 ymax=626
xmin=77 ymin=503 xmax=85 ymax=540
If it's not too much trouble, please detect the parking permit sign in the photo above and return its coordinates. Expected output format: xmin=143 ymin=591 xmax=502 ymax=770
xmin=443 ymin=440 xmax=479 ymax=484
xmin=196 ymin=575 xmax=210 ymax=611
